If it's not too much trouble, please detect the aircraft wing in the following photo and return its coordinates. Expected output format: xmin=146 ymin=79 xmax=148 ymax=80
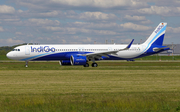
xmin=81 ymin=39 xmax=134 ymax=59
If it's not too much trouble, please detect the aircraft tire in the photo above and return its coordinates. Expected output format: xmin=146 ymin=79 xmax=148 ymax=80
xmin=92 ymin=63 xmax=98 ymax=67
xmin=83 ymin=63 xmax=89 ymax=67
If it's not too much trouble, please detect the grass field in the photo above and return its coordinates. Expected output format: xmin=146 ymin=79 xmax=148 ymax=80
xmin=0 ymin=62 xmax=180 ymax=112
xmin=0 ymin=55 xmax=11 ymax=60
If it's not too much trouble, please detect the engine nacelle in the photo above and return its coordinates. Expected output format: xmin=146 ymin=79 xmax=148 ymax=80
xmin=59 ymin=60 xmax=71 ymax=66
xmin=70 ymin=55 xmax=87 ymax=65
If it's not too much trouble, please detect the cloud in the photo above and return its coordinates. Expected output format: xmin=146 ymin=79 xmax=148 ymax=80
xmin=140 ymin=20 xmax=152 ymax=24
xmin=6 ymin=38 xmax=23 ymax=44
xmin=45 ymin=25 xmax=119 ymax=36
xmin=143 ymin=0 xmax=180 ymax=7
xmin=27 ymin=18 xmax=60 ymax=26
xmin=15 ymin=32 xmax=23 ymax=35
xmin=44 ymin=26 xmax=63 ymax=31
xmin=28 ymin=18 xmax=60 ymax=26
xmin=79 ymin=12 xmax=118 ymax=21
xmin=65 ymin=12 xmax=118 ymax=22
xmin=120 ymin=39 xmax=133 ymax=43
xmin=78 ymin=37 xmax=92 ymax=43
xmin=0 ymin=38 xmax=24 ymax=46
xmin=50 ymin=0 xmax=147 ymax=8
xmin=120 ymin=22 xmax=152 ymax=31
xmin=0 ymin=18 xmax=61 ymax=29
xmin=124 ymin=15 xmax=146 ymax=21
xmin=0 ymin=5 xmax=15 ymax=14
xmin=167 ymin=27 xmax=180 ymax=33
xmin=138 ymin=6 xmax=180 ymax=16
xmin=18 ymin=9 xmax=23 ymax=13
xmin=71 ymin=22 xmax=119 ymax=29
xmin=40 ymin=10 xmax=62 ymax=17
xmin=123 ymin=15 xmax=153 ymax=24
xmin=0 ymin=26 xmax=4 ymax=32
xmin=2 ymin=19 xmax=20 ymax=22
xmin=15 ymin=0 xmax=148 ymax=11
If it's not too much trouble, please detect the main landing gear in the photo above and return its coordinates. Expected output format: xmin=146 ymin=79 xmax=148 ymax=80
xmin=91 ymin=59 xmax=98 ymax=67
xmin=83 ymin=62 xmax=98 ymax=67
xmin=92 ymin=63 xmax=98 ymax=67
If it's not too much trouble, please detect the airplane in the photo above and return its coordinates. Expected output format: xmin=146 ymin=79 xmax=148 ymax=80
xmin=6 ymin=23 xmax=170 ymax=67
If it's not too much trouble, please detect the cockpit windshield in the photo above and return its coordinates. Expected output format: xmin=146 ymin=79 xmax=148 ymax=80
xmin=13 ymin=49 xmax=20 ymax=51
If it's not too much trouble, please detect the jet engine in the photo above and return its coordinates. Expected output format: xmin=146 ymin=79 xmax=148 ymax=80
xmin=70 ymin=55 xmax=87 ymax=65
xmin=59 ymin=60 xmax=71 ymax=66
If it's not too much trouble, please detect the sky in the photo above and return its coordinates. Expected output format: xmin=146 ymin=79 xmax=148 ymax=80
xmin=0 ymin=0 xmax=180 ymax=46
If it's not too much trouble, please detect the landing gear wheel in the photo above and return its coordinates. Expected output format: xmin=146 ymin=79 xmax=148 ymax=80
xmin=92 ymin=63 xmax=98 ymax=67
xmin=83 ymin=63 xmax=89 ymax=67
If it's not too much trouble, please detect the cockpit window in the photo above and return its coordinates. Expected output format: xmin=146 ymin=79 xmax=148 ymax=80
xmin=13 ymin=49 xmax=20 ymax=51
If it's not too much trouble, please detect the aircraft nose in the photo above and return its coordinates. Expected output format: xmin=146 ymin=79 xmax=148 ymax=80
xmin=6 ymin=52 xmax=13 ymax=59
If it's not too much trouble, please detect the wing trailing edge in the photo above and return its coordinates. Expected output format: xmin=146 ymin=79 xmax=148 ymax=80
xmin=82 ymin=39 xmax=134 ymax=59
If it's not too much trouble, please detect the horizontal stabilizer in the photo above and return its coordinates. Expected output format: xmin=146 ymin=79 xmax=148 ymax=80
xmin=153 ymin=46 xmax=170 ymax=52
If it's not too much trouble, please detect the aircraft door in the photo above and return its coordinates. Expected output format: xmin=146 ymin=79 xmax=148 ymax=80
xmin=25 ymin=46 xmax=30 ymax=55
xmin=78 ymin=47 xmax=84 ymax=54
xmin=108 ymin=47 xmax=112 ymax=51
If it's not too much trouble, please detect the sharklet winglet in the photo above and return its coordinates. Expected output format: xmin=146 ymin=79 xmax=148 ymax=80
xmin=126 ymin=39 xmax=134 ymax=49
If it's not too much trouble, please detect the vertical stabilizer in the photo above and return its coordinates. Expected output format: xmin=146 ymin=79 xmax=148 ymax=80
xmin=143 ymin=23 xmax=167 ymax=46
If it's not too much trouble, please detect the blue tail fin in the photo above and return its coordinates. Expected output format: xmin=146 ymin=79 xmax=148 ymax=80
xmin=143 ymin=23 xmax=167 ymax=46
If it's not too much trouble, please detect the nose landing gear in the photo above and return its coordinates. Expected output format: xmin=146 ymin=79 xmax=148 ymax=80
xmin=25 ymin=61 xmax=28 ymax=67
xmin=83 ymin=63 xmax=89 ymax=67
